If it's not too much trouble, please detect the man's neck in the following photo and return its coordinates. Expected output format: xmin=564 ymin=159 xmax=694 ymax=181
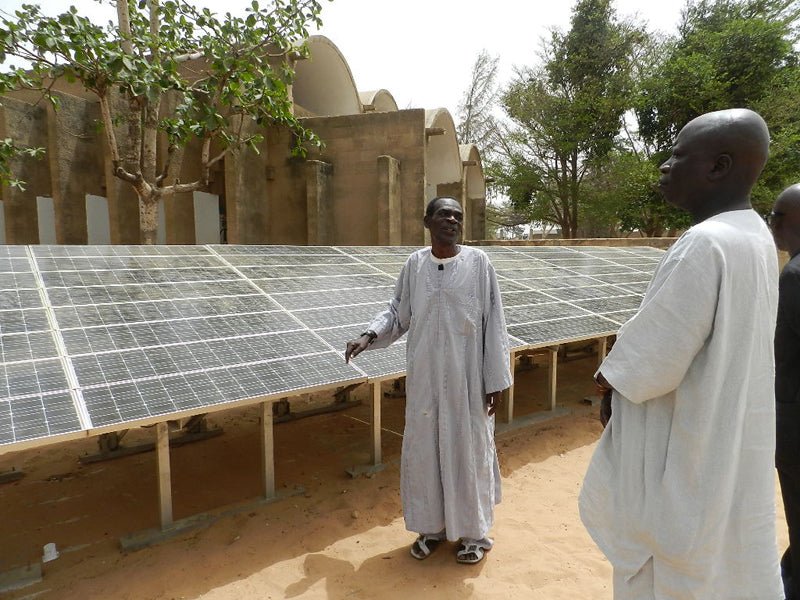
xmin=690 ymin=198 xmax=752 ymax=224
xmin=430 ymin=242 xmax=459 ymax=259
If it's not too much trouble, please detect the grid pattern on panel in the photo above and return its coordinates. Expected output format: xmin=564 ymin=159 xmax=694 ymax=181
xmin=504 ymin=302 xmax=592 ymax=326
xmin=571 ymin=296 xmax=643 ymax=315
xmin=603 ymin=310 xmax=639 ymax=326
xmin=37 ymin=246 xmax=366 ymax=436
xmin=252 ymin=273 xmax=394 ymax=294
xmin=0 ymin=244 xmax=665 ymax=450
xmin=313 ymin=324 xmax=406 ymax=379
xmin=290 ymin=302 xmax=387 ymax=330
xmin=508 ymin=315 xmax=619 ymax=347
xmin=0 ymin=248 xmax=81 ymax=444
xmin=0 ymin=392 xmax=82 ymax=445
xmin=271 ymin=287 xmax=393 ymax=311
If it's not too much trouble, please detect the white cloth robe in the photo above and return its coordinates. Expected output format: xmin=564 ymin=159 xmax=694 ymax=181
xmin=365 ymin=246 xmax=512 ymax=541
xmin=579 ymin=210 xmax=783 ymax=598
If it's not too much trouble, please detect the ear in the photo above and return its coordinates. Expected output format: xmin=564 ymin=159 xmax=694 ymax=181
xmin=423 ymin=215 xmax=431 ymax=229
xmin=708 ymin=153 xmax=732 ymax=181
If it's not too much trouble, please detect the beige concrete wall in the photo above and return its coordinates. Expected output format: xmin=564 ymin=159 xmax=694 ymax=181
xmin=1 ymin=99 xmax=471 ymax=248
xmin=302 ymin=109 xmax=427 ymax=245
xmin=46 ymin=91 xmax=104 ymax=244
xmin=262 ymin=127 xmax=307 ymax=244
xmin=376 ymin=155 xmax=401 ymax=245
xmin=306 ymin=160 xmax=334 ymax=245
xmin=0 ymin=95 xmax=50 ymax=244
xmin=472 ymin=237 xmax=678 ymax=249
xmin=225 ymin=123 xmax=272 ymax=245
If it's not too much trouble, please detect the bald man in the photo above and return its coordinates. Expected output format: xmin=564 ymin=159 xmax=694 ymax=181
xmin=580 ymin=109 xmax=783 ymax=598
xmin=769 ymin=183 xmax=800 ymax=600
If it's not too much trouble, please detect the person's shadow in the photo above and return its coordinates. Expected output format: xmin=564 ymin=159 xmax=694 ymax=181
xmin=285 ymin=542 xmax=483 ymax=598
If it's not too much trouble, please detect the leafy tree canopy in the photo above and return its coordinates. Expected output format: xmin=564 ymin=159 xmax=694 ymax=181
xmin=496 ymin=0 xmax=641 ymax=237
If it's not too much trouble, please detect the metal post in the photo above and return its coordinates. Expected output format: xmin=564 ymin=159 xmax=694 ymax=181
xmin=371 ymin=381 xmax=382 ymax=465
xmin=156 ymin=422 xmax=173 ymax=530
xmin=261 ymin=401 xmax=275 ymax=499
xmin=597 ymin=337 xmax=608 ymax=367
xmin=502 ymin=351 xmax=516 ymax=423
xmin=547 ymin=347 xmax=558 ymax=411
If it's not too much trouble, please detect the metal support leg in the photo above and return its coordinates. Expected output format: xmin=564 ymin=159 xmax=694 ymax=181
xmin=261 ymin=401 xmax=275 ymax=500
xmin=547 ymin=347 xmax=558 ymax=411
xmin=502 ymin=351 xmax=516 ymax=423
xmin=597 ymin=337 xmax=608 ymax=368
xmin=156 ymin=422 xmax=173 ymax=530
xmin=371 ymin=381 xmax=382 ymax=466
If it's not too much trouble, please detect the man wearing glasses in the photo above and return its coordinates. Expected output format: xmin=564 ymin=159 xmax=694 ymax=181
xmin=769 ymin=183 xmax=800 ymax=600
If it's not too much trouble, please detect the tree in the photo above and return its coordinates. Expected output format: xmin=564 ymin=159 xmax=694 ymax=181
xmin=0 ymin=0 xmax=324 ymax=243
xmin=637 ymin=0 xmax=800 ymax=154
xmin=495 ymin=0 xmax=641 ymax=237
xmin=455 ymin=50 xmax=501 ymax=152
xmin=581 ymin=150 xmax=690 ymax=236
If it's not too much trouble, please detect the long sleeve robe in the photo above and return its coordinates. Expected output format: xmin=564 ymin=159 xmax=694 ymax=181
xmin=365 ymin=246 xmax=512 ymax=541
xmin=579 ymin=210 xmax=783 ymax=598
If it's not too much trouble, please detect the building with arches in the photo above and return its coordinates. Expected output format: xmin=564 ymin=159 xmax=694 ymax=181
xmin=0 ymin=35 xmax=488 ymax=246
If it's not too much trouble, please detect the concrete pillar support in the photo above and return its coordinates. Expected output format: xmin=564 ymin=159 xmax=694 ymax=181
xmin=370 ymin=382 xmax=382 ymax=465
xmin=377 ymin=155 xmax=401 ymax=245
xmin=547 ymin=347 xmax=559 ymax=411
xmin=260 ymin=402 xmax=275 ymax=500
xmin=156 ymin=422 xmax=173 ymax=530
xmin=305 ymin=160 xmax=334 ymax=245
xmin=502 ymin=351 xmax=516 ymax=423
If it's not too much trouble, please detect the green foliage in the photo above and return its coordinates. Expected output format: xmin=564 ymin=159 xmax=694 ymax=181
xmin=470 ymin=0 xmax=800 ymax=239
xmin=0 ymin=136 xmax=44 ymax=190
xmin=0 ymin=0 xmax=325 ymax=211
xmin=582 ymin=151 xmax=690 ymax=236
xmin=496 ymin=0 xmax=641 ymax=237
xmin=631 ymin=0 xmax=800 ymax=229
xmin=637 ymin=0 xmax=800 ymax=151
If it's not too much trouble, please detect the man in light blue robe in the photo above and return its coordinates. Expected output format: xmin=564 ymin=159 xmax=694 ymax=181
xmin=346 ymin=196 xmax=512 ymax=564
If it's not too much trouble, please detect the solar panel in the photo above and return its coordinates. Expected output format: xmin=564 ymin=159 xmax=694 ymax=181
xmin=504 ymin=302 xmax=591 ymax=325
xmin=0 ymin=243 xmax=664 ymax=452
xmin=508 ymin=315 xmax=619 ymax=347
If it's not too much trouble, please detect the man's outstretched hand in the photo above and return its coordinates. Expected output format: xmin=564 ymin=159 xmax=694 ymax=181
xmin=345 ymin=335 xmax=372 ymax=363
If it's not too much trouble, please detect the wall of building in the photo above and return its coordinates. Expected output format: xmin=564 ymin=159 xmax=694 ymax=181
xmin=250 ymin=109 xmax=428 ymax=246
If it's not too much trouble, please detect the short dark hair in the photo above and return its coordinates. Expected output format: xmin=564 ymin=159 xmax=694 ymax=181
xmin=425 ymin=196 xmax=460 ymax=218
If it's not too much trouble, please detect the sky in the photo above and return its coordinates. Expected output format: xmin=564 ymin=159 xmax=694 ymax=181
xmin=2 ymin=0 xmax=690 ymax=118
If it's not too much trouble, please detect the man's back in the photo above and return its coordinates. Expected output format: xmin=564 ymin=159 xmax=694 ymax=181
xmin=580 ymin=209 xmax=782 ymax=597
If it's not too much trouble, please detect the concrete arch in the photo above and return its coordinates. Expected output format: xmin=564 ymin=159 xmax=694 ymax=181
xmin=293 ymin=36 xmax=362 ymax=116
xmin=460 ymin=144 xmax=487 ymax=240
xmin=460 ymin=144 xmax=485 ymax=199
xmin=359 ymin=89 xmax=398 ymax=113
xmin=424 ymin=108 xmax=462 ymax=202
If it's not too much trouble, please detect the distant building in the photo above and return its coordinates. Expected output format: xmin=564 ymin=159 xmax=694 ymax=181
xmin=0 ymin=36 xmax=487 ymax=246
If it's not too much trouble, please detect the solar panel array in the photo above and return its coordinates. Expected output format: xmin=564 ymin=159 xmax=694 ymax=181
xmin=0 ymin=244 xmax=662 ymax=451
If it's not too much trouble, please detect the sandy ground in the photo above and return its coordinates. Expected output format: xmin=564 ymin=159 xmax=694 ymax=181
xmin=0 ymin=354 xmax=789 ymax=599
